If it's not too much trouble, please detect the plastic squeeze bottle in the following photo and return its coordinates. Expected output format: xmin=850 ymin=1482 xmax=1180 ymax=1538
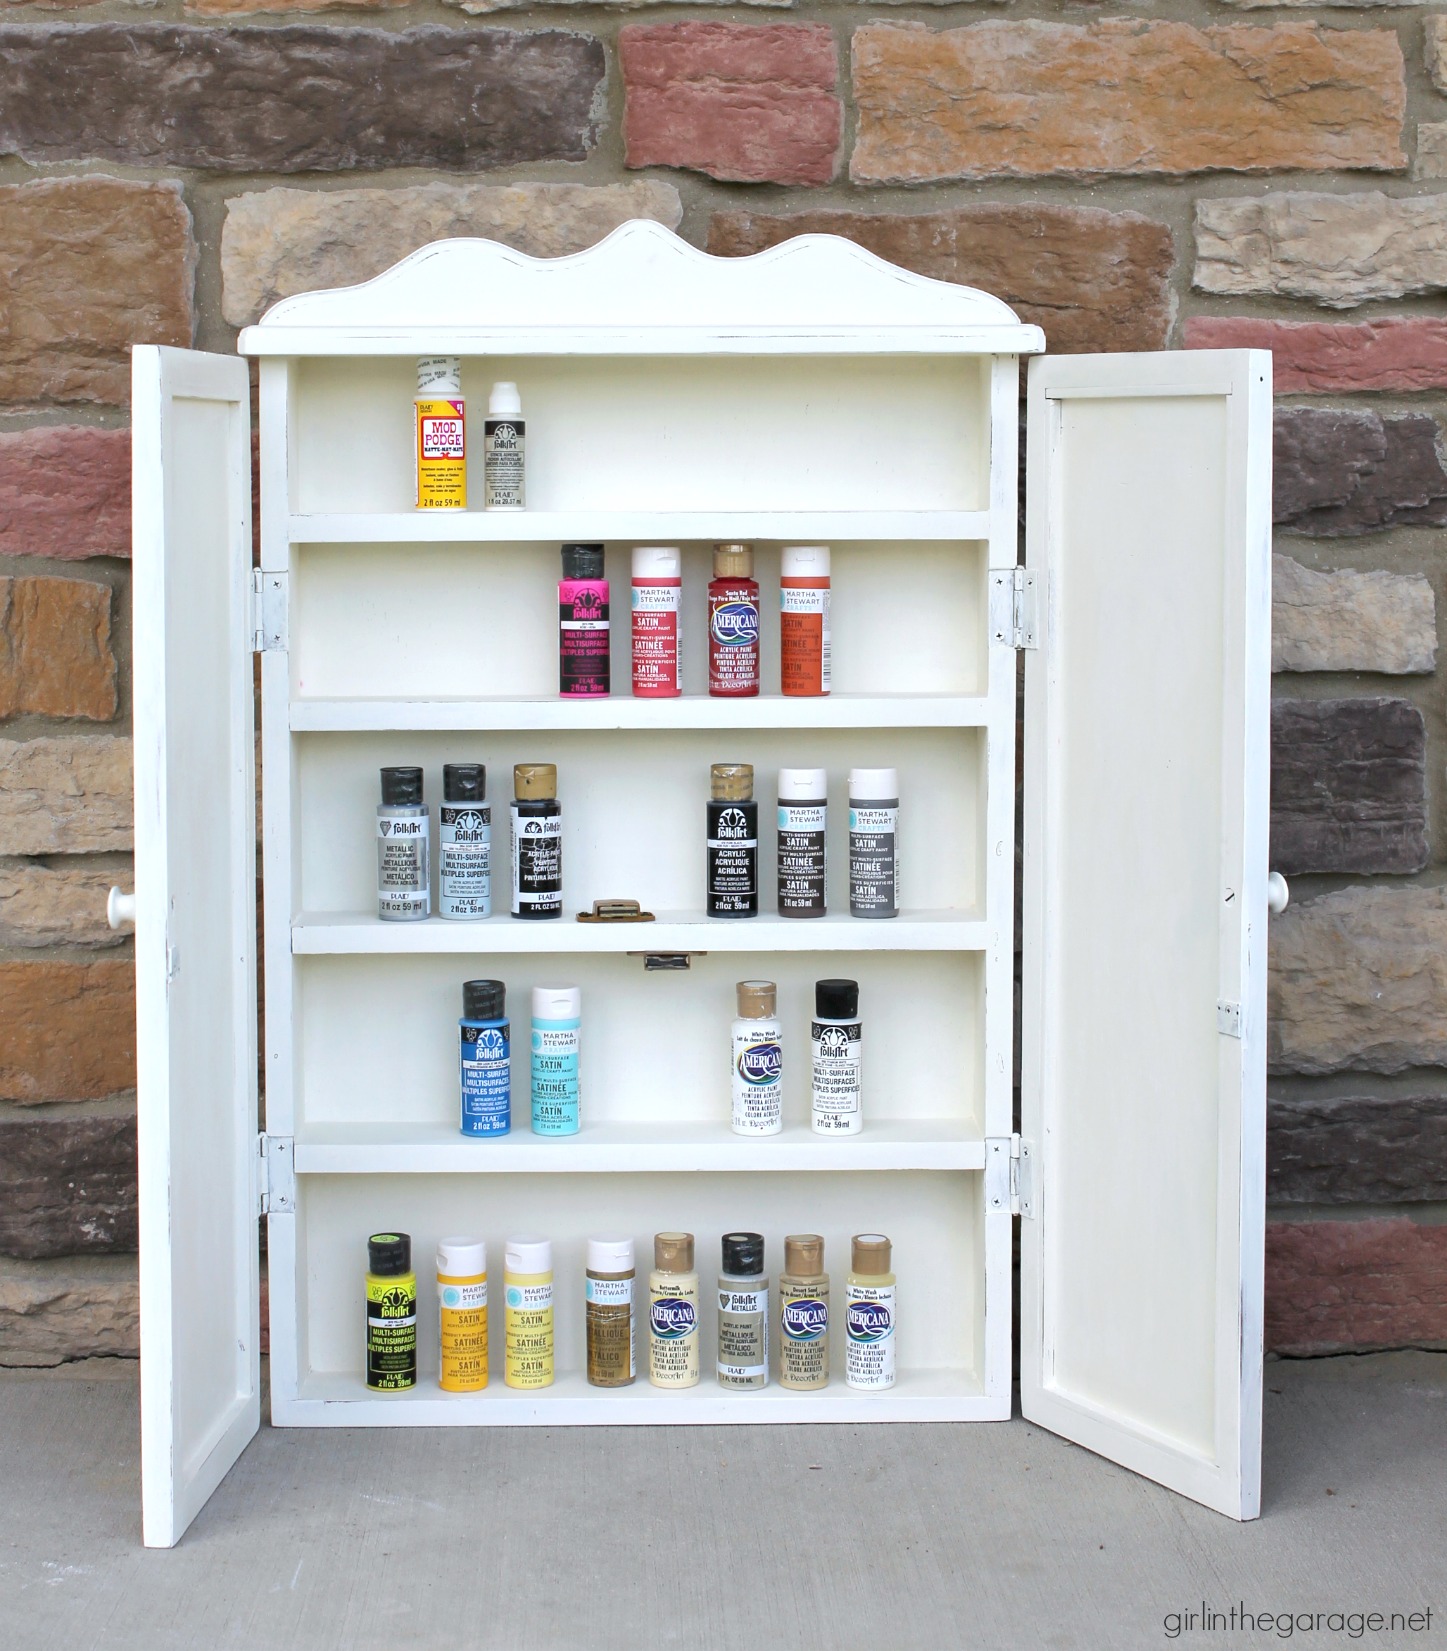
xmin=648 ymin=1231 xmax=700 ymax=1388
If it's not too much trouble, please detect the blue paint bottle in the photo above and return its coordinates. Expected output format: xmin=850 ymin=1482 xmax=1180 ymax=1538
xmin=460 ymin=979 xmax=509 ymax=1138
xmin=531 ymin=985 xmax=581 ymax=1136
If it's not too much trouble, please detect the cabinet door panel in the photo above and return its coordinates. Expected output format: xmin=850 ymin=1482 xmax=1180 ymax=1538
xmin=133 ymin=346 xmax=259 ymax=1548
xmin=1021 ymin=350 xmax=1270 ymax=1520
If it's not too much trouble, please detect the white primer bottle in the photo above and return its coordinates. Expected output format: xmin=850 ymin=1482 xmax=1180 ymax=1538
xmin=731 ymin=979 xmax=782 ymax=1136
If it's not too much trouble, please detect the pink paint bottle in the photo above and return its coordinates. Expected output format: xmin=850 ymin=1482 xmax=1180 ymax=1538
xmin=559 ymin=543 xmax=610 ymax=698
xmin=631 ymin=545 xmax=681 ymax=698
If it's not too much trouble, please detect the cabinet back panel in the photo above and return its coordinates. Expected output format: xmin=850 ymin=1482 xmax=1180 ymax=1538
xmin=295 ymin=950 xmax=983 ymax=1129
xmin=295 ymin=1170 xmax=982 ymax=1381
xmin=291 ymin=540 xmax=988 ymax=701
xmin=294 ymin=729 xmax=984 ymax=916
xmin=291 ymin=356 xmax=989 ymax=515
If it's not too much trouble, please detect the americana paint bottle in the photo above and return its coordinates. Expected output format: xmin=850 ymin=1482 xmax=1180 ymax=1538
xmin=437 ymin=1237 xmax=488 ymax=1393
xmin=731 ymin=979 xmax=783 ymax=1137
xmin=779 ymin=1233 xmax=829 ymax=1391
xmin=717 ymin=1232 xmax=768 ymax=1391
xmin=504 ymin=1236 xmax=554 ymax=1390
xmin=559 ymin=543 xmax=610 ymax=698
xmin=530 ymin=985 xmax=580 ymax=1136
xmin=414 ymin=357 xmax=466 ymax=511
xmin=484 ymin=381 xmax=525 ymax=511
xmin=377 ymin=766 xmax=430 ymax=922
xmin=777 ymin=767 xmax=827 ymax=919
xmin=707 ymin=762 xmax=758 ymax=919
xmin=811 ymin=978 xmax=862 ymax=1135
xmin=631 ymin=546 xmax=681 ymax=697
xmin=648 ymin=1231 xmax=700 ymax=1389
xmin=439 ymin=762 xmax=490 ymax=920
xmin=780 ymin=545 xmax=831 ymax=697
xmin=459 ymin=978 xmax=510 ymax=1138
xmin=586 ymin=1236 xmax=636 ymax=1388
xmin=846 ymin=1233 xmax=896 ymax=1392
xmin=365 ymin=1232 xmax=417 ymax=1392
xmin=511 ymin=763 xmax=562 ymax=919
xmin=849 ymin=767 xmax=899 ymax=919
xmin=708 ymin=543 xmax=759 ymax=697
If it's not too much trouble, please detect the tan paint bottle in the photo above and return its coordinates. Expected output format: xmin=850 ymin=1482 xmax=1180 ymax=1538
xmin=779 ymin=1233 xmax=830 ymax=1390
xmin=648 ymin=1231 xmax=700 ymax=1388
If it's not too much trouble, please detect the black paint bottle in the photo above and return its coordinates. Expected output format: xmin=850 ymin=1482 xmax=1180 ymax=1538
xmin=511 ymin=762 xmax=562 ymax=920
xmin=706 ymin=762 xmax=758 ymax=918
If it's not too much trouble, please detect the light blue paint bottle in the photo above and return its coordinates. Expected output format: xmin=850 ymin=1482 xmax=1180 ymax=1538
xmin=460 ymin=979 xmax=509 ymax=1138
xmin=531 ymin=985 xmax=581 ymax=1136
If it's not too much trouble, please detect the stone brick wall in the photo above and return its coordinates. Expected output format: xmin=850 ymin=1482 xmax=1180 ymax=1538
xmin=1 ymin=0 xmax=1445 ymax=1367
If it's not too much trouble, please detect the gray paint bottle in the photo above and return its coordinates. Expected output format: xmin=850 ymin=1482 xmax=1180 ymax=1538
xmin=717 ymin=1231 xmax=769 ymax=1390
xmin=377 ymin=766 xmax=430 ymax=922
xmin=848 ymin=767 xmax=899 ymax=919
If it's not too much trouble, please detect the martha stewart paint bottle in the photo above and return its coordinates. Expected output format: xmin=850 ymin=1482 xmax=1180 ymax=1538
xmin=484 ymin=381 xmax=525 ymax=511
xmin=849 ymin=767 xmax=899 ymax=920
xmin=732 ymin=979 xmax=783 ymax=1137
xmin=779 ymin=1233 xmax=829 ymax=1391
xmin=439 ymin=762 xmax=490 ymax=920
xmin=777 ymin=767 xmax=827 ymax=919
xmin=559 ymin=543 xmax=610 ymax=698
xmin=648 ymin=1231 xmax=700 ymax=1389
xmin=365 ymin=1232 xmax=417 ymax=1392
xmin=437 ymin=1237 xmax=487 ymax=1393
xmin=377 ymin=766 xmax=429 ymax=922
xmin=846 ymin=1233 xmax=896 ymax=1392
xmin=460 ymin=978 xmax=510 ymax=1138
xmin=504 ymin=1236 xmax=553 ymax=1390
xmin=631 ymin=546 xmax=681 ymax=697
xmin=717 ymin=1232 xmax=768 ymax=1391
xmin=415 ymin=357 xmax=466 ymax=511
xmin=811 ymin=978 xmax=862 ymax=1136
xmin=780 ymin=545 xmax=831 ymax=697
xmin=707 ymin=762 xmax=757 ymax=919
xmin=531 ymin=985 xmax=580 ymax=1136
xmin=511 ymin=763 xmax=562 ymax=919
xmin=586 ymin=1236 xmax=635 ymax=1388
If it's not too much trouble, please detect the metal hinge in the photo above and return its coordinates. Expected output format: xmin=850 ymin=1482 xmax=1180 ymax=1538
xmin=257 ymin=1133 xmax=295 ymax=1216
xmin=1218 ymin=1000 xmax=1243 ymax=1039
xmin=989 ymin=568 xmax=1039 ymax=650
xmin=251 ymin=569 xmax=288 ymax=653
xmin=986 ymin=1134 xmax=1035 ymax=1218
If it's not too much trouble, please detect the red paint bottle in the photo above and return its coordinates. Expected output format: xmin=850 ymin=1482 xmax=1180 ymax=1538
xmin=631 ymin=545 xmax=681 ymax=698
xmin=708 ymin=543 xmax=759 ymax=698
xmin=559 ymin=543 xmax=609 ymax=698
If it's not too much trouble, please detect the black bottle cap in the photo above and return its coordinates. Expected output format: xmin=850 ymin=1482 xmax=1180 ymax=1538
xmin=721 ymin=1231 xmax=765 ymax=1276
xmin=380 ymin=766 xmax=424 ymax=806
xmin=444 ymin=763 xmax=486 ymax=803
xmin=815 ymin=978 xmax=859 ymax=1019
xmin=561 ymin=543 xmax=605 ymax=580
xmin=463 ymin=978 xmax=506 ymax=1021
xmin=368 ymin=1232 xmax=411 ymax=1276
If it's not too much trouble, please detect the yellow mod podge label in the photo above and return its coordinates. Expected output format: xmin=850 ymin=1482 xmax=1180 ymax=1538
xmin=439 ymin=1272 xmax=488 ymax=1392
xmin=366 ymin=1275 xmax=417 ymax=1391
xmin=416 ymin=397 xmax=466 ymax=509
xmin=504 ymin=1273 xmax=554 ymax=1389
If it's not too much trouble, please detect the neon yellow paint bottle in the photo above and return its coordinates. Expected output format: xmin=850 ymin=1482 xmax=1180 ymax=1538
xmin=504 ymin=1235 xmax=553 ymax=1390
xmin=365 ymin=1232 xmax=417 ymax=1392
xmin=437 ymin=1236 xmax=488 ymax=1393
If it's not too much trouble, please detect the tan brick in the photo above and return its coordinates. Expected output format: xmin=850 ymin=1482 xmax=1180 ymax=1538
xmin=1266 ymin=1218 xmax=1447 ymax=1355
xmin=0 ymin=1257 xmax=137 ymax=1365
xmin=1272 ymin=555 xmax=1435 ymax=674
xmin=0 ymin=177 xmax=193 ymax=406
xmin=0 ymin=736 xmax=132 ymax=855
xmin=1416 ymin=120 xmax=1447 ymax=180
xmin=188 ymin=0 xmax=401 ymax=12
xmin=0 ymin=864 xmax=126 ymax=949
xmin=0 ymin=576 xmax=115 ymax=721
xmin=1427 ymin=15 xmax=1447 ymax=92
xmin=0 ymin=428 xmax=129 ymax=560
xmin=0 ymin=960 xmax=135 ymax=1102
xmin=851 ymin=21 xmax=1405 ymax=184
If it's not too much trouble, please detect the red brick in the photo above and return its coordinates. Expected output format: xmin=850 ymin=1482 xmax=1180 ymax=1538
xmin=0 ymin=428 xmax=128 ymax=560
xmin=1266 ymin=1218 xmax=1447 ymax=1354
xmin=1186 ymin=316 xmax=1447 ymax=394
xmin=0 ymin=961 xmax=135 ymax=1103
xmin=622 ymin=22 xmax=841 ymax=187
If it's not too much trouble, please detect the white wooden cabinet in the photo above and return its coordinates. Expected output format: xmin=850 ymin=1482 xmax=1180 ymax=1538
xmin=129 ymin=222 xmax=1271 ymax=1546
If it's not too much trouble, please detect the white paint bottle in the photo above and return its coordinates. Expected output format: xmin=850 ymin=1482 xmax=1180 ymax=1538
xmin=846 ymin=1233 xmax=896 ymax=1391
xmin=484 ymin=381 xmax=525 ymax=510
xmin=811 ymin=978 xmax=862 ymax=1135
xmin=731 ymin=979 xmax=782 ymax=1136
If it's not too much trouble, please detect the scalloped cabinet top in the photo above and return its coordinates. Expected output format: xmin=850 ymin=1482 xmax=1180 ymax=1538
xmin=237 ymin=219 xmax=1046 ymax=358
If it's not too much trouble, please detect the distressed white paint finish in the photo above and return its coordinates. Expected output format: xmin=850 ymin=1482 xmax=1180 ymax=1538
xmin=290 ymin=511 xmax=990 ymax=543
xmin=132 ymin=347 xmax=259 ymax=1549
xmin=1020 ymin=350 xmax=1271 ymax=1522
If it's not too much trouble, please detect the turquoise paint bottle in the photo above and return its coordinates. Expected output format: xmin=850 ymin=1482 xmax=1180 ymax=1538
xmin=531 ymin=985 xmax=580 ymax=1136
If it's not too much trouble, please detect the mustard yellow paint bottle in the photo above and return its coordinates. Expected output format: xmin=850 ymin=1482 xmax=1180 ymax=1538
xmin=437 ymin=1236 xmax=487 ymax=1393
xmin=504 ymin=1236 xmax=553 ymax=1389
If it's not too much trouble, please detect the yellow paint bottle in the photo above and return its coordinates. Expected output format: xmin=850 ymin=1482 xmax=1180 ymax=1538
xmin=365 ymin=1232 xmax=417 ymax=1392
xmin=415 ymin=355 xmax=466 ymax=511
xmin=504 ymin=1235 xmax=553 ymax=1390
xmin=437 ymin=1236 xmax=488 ymax=1393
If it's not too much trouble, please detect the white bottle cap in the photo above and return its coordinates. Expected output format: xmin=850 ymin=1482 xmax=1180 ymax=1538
xmin=632 ymin=545 xmax=681 ymax=579
xmin=587 ymin=1236 xmax=635 ymax=1273
xmin=489 ymin=380 xmax=522 ymax=416
xmin=437 ymin=1236 xmax=486 ymax=1277
xmin=781 ymin=545 xmax=830 ymax=577
xmin=417 ymin=356 xmax=461 ymax=395
xmin=849 ymin=767 xmax=898 ymax=800
xmin=506 ymin=1235 xmax=552 ymax=1275
xmin=532 ymin=985 xmax=581 ymax=1020
xmin=778 ymin=767 xmax=828 ymax=801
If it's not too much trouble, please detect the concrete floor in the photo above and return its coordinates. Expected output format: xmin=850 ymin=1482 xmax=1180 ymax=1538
xmin=2 ymin=1354 xmax=1443 ymax=1651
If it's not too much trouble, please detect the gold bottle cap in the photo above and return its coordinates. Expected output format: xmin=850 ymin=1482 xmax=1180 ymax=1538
xmin=514 ymin=762 xmax=557 ymax=800
xmin=851 ymin=1233 xmax=892 ymax=1275
xmin=654 ymin=1231 xmax=694 ymax=1273
xmin=710 ymin=762 xmax=753 ymax=802
xmin=736 ymin=979 xmax=776 ymax=1019
xmin=785 ymin=1233 xmax=825 ymax=1276
xmin=713 ymin=543 xmax=754 ymax=578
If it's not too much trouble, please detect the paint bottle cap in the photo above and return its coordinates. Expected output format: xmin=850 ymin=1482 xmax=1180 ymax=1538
xmin=712 ymin=543 xmax=753 ymax=578
xmin=532 ymin=985 xmax=581 ymax=1020
xmin=380 ymin=766 xmax=424 ymax=805
xmin=443 ymin=762 xmax=486 ymax=803
xmin=815 ymin=978 xmax=859 ymax=1020
xmin=506 ymin=1235 xmax=552 ymax=1275
xmin=849 ymin=767 xmax=898 ymax=801
xmin=587 ymin=1236 xmax=635 ymax=1274
xmin=417 ymin=357 xmax=461 ymax=395
xmin=489 ymin=380 xmax=522 ymax=416
xmin=778 ymin=767 xmax=827 ymax=802
xmin=632 ymin=546 xmax=680 ymax=579
xmin=462 ymin=978 xmax=506 ymax=1020
xmin=721 ymin=1231 xmax=765 ymax=1276
xmin=514 ymin=762 xmax=557 ymax=801
xmin=851 ymin=1233 xmax=892 ymax=1276
xmin=653 ymin=1231 xmax=694 ymax=1273
xmin=710 ymin=762 xmax=753 ymax=802
xmin=736 ymin=979 xmax=776 ymax=1019
xmin=561 ymin=543 xmax=604 ymax=580
xmin=784 ymin=1233 xmax=825 ymax=1277
xmin=437 ymin=1237 xmax=486 ymax=1278
xmin=781 ymin=545 xmax=830 ymax=578
xmin=368 ymin=1232 xmax=412 ymax=1276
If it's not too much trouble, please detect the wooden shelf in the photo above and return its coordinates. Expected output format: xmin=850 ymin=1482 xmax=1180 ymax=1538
xmin=292 ymin=1118 xmax=986 ymax=1175
xmin=291 ymin=910 xmax=989 ymax=955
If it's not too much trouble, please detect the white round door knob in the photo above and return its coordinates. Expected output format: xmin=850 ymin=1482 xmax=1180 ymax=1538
xmin=107 ymin=887 xmax=137 ymax=930
xmin=1267 ymin=872 xmax=1289 ymax=916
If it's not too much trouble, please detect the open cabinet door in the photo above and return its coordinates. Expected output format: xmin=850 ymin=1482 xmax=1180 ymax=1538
xmin=1020 ymin=350 xmax=1271 ymax=1520
xmin=132 ymin=346 xmax=259 ymax=1547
